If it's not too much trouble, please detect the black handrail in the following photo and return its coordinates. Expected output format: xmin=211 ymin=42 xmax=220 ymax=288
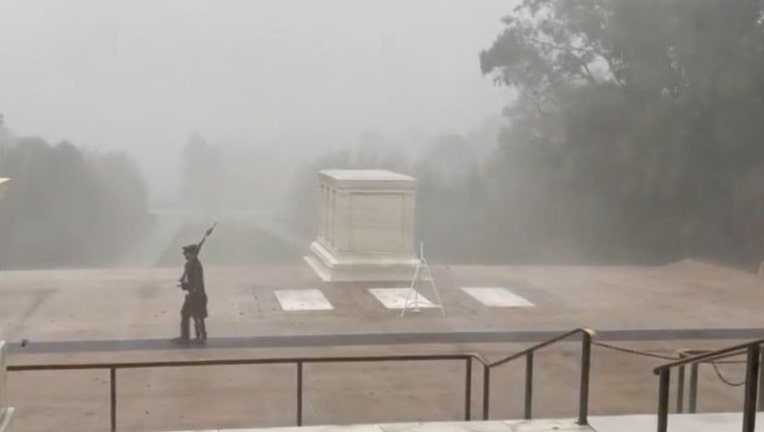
xmin=9 ymin=354 xmax=489 ymax=371
xmin=655 ymin=337 xmax=764 ymax=371
xmin=489 ymin=328 xmax=594 ymax=367
xmin=484 ymin=328 xmax=594 ymax=425
xmin=653 ymin=337 xmax=764 ymax=432
xmin=673 ymin=348 xmax=759 ymax=415
xmin=8 ymin=353 xmax=488 ymax=432
xmin=6 ymin=329 xmax=596 ymax=432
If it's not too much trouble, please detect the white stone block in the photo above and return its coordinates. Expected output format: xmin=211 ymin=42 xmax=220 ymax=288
xmin=0 ymin=179 xmax=9 ymax=200
xmin=0 ymin=408 xmax=11 ymax=432
xmin=0 ymin=341 xmax=6 ymax=413
xmin=0 ymin=182 xmax=16 ymax=431
xmin=0 ymin=341 xmax=12 ymax=432
xmin=305 ymin=170 xmax=419 ymax=282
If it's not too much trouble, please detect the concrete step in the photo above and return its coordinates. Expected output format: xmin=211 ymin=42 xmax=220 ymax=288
xmin=589 ymin=412 xmax=762 ymax=431
xmin=168 ymin=414 xmax=764 ymax=432
xmin=172 ymin=419 xmax=591 ymax=432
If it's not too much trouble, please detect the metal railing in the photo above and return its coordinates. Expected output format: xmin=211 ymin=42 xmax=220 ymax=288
xmin=6 ymin=328 xmax=594 ymax=432
xmin=673 ymin=349 xmax=756 ymax=415
xmin=9 ymin=353 xmax=485 ymax=432
xmin=483 ymin=328 xmax=594 ymax=425
xmin=654 ymin=337 xmax=764 ymax=432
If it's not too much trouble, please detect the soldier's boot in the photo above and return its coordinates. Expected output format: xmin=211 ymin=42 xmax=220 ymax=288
xmin=194 ymin=318 xmax=207 ymax=341
xmin=177 ymin=313 xmax=191 ymax=342
xmin=200 ymin=319 xmax=207 ymax=340
xmin=194 ymin=318 xmax=207 ymax=342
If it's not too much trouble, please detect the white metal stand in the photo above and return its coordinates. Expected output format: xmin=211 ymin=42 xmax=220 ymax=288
xmin=401 ymin=242 xmax=445 ymax=317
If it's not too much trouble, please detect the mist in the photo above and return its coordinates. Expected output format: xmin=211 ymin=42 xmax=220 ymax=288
xmin=0 ymin=0 xmax=511 ymax=200
xmin=3 ymin=0 xmax=764 ymax=271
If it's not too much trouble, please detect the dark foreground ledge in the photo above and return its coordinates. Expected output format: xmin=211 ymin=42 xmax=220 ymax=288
xmin=6 ymin=327 xmax=764 ymax=355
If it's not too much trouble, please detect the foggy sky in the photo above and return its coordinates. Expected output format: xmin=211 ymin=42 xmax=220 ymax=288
xmin=0 ymin=0 xmax=513 ymax=199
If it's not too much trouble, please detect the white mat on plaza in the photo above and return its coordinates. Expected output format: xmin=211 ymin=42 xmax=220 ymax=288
xmin=368 ymin=288 xmax=437 ymax=309
xmin=274 ymin=289 xmax=334 ymax=311
xmin=461 ymin=287 xmax=534 ymax=308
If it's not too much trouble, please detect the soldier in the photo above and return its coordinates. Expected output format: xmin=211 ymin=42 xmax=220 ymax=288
xmin=176 ymin=243 xmax=208 ymax=343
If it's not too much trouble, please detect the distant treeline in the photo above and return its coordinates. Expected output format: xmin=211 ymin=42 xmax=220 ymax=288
xmin=0 ymin=136 xmax=150 ymax=269
xmin=5 ymin=0 xmax=763 ymax=269
xmin=286 ymin=0 xmax=764 ymax=268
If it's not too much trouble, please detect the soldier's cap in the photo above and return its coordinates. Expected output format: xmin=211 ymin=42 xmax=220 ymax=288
xmin=182 ymin=244 xmax=199 ymax=254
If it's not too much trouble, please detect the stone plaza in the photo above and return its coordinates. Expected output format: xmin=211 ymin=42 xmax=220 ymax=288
xmin=2 ymin=171 xmax=764 ymax=432
xmin=2 ymin=259 xmax=764 ymax=431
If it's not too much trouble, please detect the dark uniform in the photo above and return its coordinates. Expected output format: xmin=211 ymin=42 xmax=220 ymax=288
xmin=179 ymin=244 xmax=208 ymax=341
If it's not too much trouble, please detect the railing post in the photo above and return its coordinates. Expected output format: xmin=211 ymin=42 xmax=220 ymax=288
xmin=577 ymin=331 xmax=592 ymax=425
xmin=464 ymin=357 xmax=472 ymax=421
xmin=110 ymin=367 xmax=117 ymax=432
xmin=297 ymin=361 xmax=303 ymax=426
xmin=482 ymin=364 xmax=490 ymax=420
xmin=743 ymin=344 xmax=760 ymax=432
xmin=657 ymin=369 xmax=670 ymax=432
xmin=689 ymin=363 xmax=699 ymax=413
xmin=676 ymin=365 xmax=685 ymax=413
xmin=524 ymin=352 xmax=533 ymax=420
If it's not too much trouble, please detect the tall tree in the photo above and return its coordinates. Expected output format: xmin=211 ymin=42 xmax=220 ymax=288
xmin=480 ymin=0 xmax=764 ymax=264
xmin=0 ymin=134 xmax=149 ymax=268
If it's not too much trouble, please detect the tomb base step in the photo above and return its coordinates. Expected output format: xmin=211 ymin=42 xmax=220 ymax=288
xmin=306 ymin=242 xmax=419 ymax=282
